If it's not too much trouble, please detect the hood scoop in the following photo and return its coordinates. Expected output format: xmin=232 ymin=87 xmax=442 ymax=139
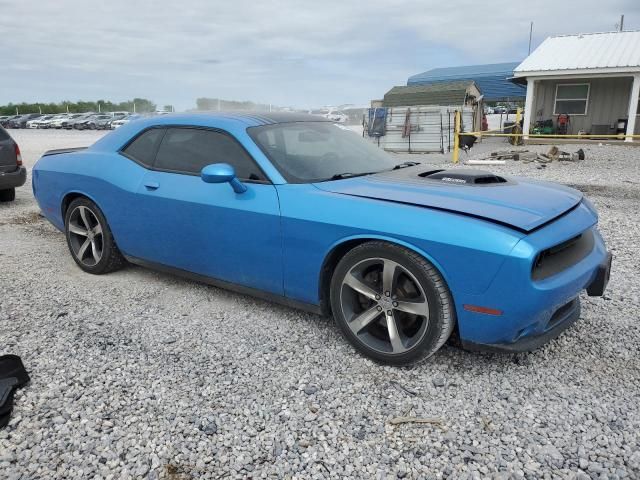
xmin=419 ymin=169 xmax=509 ymax=186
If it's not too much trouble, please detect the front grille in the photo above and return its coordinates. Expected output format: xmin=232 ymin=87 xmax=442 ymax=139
xmin=532 ymin=230 xmax=595 ymax=280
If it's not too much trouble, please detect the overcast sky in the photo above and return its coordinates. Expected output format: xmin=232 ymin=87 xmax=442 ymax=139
xmin=2 ymin=0 xmax=639 ymax=111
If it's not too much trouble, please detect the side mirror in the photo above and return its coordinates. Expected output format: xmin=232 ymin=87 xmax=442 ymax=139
xmin=201 ymin=163 xmax=247 ymax=194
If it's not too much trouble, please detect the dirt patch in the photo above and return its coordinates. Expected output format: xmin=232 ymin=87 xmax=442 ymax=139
xmin=565 ymin=183 xmax=640 ymax=200
xmin=4 ymin=210 xmax=44 ymax=226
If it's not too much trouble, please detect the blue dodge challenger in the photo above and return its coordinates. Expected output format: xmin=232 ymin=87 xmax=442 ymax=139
xmin=33 ymin=113 xmax=611 ymax=365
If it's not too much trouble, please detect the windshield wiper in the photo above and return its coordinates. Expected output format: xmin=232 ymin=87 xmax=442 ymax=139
xmin=392 ymin=161 xmax=421 ymax=170
xmin=325 ymin=171 xmax=377 ymax=181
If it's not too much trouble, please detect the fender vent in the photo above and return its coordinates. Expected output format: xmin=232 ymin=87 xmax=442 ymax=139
xmin=419 ymin=169 xmax=508 ymax=186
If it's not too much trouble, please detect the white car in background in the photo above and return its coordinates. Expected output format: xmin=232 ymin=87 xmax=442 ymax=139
xmin=324 ymin=110 xmax=348 ymax=123
xmin=38 ymin=115 xmax=68 ymax=129
xmin=110 ymin=114 xmax=141 ymax=129
xmin=50 ymin=114 xmax=76 ymax=129
xmin=27 ymin=115 xmax=53 ymax=129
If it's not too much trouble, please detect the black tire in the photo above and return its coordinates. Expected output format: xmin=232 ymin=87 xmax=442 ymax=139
xmin=64 ymin=197 xmax=125 ymax=274
xmin=0 ymin=188 xmax=16 ymax=202
xmin=330 ymin=241 xmax=455 ymax=366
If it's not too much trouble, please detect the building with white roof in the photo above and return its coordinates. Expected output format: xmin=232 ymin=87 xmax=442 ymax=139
xmin=513 ymin=30 xmax=640 ymax=141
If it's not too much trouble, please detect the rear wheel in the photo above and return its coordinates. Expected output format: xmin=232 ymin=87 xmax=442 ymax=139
xmin=0 ymin=188 xmax=16 ymax=202
xmin=330 ymin=241 xmax=455 ymax=365
xmin=64 ymin=197 xmax=125 ymax=274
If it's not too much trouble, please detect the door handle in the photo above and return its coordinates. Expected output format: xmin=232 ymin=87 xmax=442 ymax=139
xmin=144 ymin=181 xmax=160 ymax=190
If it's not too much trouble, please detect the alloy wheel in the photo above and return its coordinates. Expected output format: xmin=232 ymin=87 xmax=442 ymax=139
xmin=339 ymin=257 xmax=429 ymax=354
xmin=67 ymin=205 xmax=104 ymax=266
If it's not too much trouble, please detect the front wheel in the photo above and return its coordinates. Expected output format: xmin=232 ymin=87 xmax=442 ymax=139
xmin=64 ymin=197 xmax=126 ymax=274
xmin=330 ymin=241 xmax=455 ymax=365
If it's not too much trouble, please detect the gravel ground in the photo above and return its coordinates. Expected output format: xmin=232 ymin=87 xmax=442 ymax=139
xmin=1 ymin=130 xmax=639 ymax=479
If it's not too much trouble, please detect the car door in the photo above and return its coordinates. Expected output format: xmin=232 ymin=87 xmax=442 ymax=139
xmin=134 ymin=127 xmax=283 ymax=296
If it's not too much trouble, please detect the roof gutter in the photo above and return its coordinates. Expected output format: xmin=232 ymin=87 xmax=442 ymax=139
xmin=507 ymin=76 xmax=527 ymax=86
xmin=513 ymin=66 xmax=640 ymax=78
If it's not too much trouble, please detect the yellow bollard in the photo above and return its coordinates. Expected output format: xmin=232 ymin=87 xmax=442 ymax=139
xmin=453 ymin=110 xmax=460 ymax=164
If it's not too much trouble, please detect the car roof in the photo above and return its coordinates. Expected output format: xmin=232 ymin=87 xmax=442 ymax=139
xmin=132 ymin=111 xmax=326 ymax=128
xmin=90 ymin=111 xmax=330 ymax=155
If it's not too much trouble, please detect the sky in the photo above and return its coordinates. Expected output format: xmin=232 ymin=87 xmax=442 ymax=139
xmin=2 ymin=0 xmax=639 ymax=111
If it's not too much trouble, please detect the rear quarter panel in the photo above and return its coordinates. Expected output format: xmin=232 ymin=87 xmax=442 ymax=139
xmin=33 ymin=150 xmax=147 ymax=255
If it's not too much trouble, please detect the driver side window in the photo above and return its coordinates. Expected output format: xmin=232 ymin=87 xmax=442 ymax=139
xmin=154 ymin=128 xmax=266 ymax=181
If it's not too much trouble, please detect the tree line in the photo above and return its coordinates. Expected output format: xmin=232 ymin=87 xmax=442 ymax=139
xmin=0 ymin=98 xmax=158 ymax=116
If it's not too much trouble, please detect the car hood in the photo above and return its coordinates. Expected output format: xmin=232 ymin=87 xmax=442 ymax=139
xmin=312 ymin=166 xmax=583 ymax=232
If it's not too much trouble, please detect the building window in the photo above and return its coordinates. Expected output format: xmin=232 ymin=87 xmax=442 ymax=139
xmin=554 ymin=84 xmax=590 ymax=115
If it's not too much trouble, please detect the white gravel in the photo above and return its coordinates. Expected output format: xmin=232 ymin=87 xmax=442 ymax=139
xmin=1 ymin=130 xmax=639 ymax=479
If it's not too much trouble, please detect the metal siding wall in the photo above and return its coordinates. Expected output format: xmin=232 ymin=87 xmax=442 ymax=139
xmin=367 ymin=106 xmax=474 ymax=153
xmin=533 ymin=77 xmax=634 ymax=133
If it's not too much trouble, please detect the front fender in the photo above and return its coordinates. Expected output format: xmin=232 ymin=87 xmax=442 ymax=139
xmin=277 ymin=184 xmax=524 ymax=306
xmin=322 ymin=233 xmax=455 ymax=293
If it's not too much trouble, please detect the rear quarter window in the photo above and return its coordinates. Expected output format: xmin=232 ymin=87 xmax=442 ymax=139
xmin=121 ymin=128 xmax=166 ymax=167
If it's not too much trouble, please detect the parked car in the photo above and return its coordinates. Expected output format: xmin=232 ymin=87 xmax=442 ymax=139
xmin=324 ymin=110 xmax=348 ymax=123
xmin=110 ymin=114 xmax=140 ymax=129
xmin=32 ymin=113 xmax=611 ymax=365
xmin=77 ymin=114 xmax=113 ymax=130
xmin=99 ymin=112 xmax=128 ymax=130
xmin=9 ymin=114 xmax=42 ymax=129
xmin=0 ymin=115 xmax=20 ymax=128
xmin=73 ymin=114 xmax=96 ymax=130
xmin=50 ymin=114 xmax=76 ymax=129
xmin=27 ymin=115 xmax=55 ymax=129
xmin=95 ymin=116 xmax=116 ymax=130
xmin=63 ymin=113 xmax=94 ymax=130
xmin=38 ymin=114 xmax=68 ymax=129
xmin=0 ymin=126 xmax=26 ymax=201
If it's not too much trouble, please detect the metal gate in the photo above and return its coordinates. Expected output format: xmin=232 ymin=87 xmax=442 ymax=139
xmin=365 ymin=106 xmax=475 ymax=153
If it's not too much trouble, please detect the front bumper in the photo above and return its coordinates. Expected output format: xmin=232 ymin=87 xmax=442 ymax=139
xmin=457 ymin=202 xmax=610 ymax=352
xmin=0 ymin=166 xmax=27 ymax=190
xmin=462 ymin=298 xmax=582 ymax=352
xmin=586 ymin=252 xmax=612 ymax=297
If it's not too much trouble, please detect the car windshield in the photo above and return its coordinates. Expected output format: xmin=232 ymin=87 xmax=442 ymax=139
xmin=249 ymin=122 xmax=398 ymax=183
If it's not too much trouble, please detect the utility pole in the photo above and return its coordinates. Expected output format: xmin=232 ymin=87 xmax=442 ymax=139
xmin=619 ymin=14 xmax=624 ymax=31
xmin=528 ymin=22 xmax=534 ymax=55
